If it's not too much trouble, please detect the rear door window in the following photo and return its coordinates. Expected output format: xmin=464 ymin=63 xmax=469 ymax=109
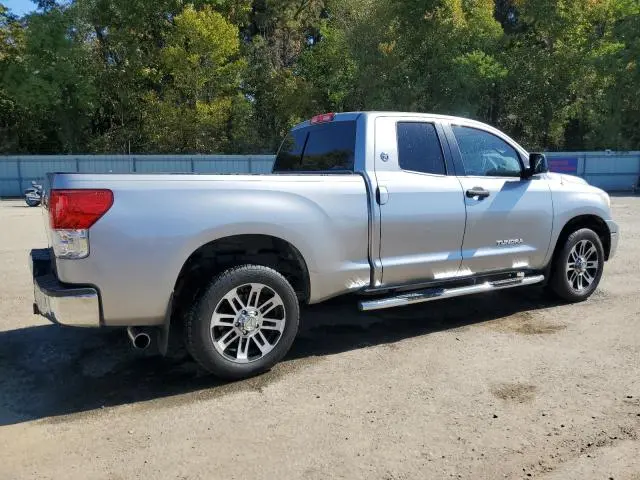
xmin=273 ymin=121 xmax=356 ymax=173
xmin=397 ymin=122 xmax=446 ymax=175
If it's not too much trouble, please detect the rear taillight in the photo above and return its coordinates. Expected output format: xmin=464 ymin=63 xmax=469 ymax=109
xmin=49 ymin=189 xmax=113 ymax=259
xmin=50 ymin=189 xmax=113 ymax=229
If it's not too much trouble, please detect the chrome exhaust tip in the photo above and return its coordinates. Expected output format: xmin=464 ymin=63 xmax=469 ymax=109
xmin=127 ymin=326 xmax=152 ymax=350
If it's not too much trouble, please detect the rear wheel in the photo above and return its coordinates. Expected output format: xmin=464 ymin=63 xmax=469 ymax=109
xmin=25 ymin=197 xmax=40 ymax=207
xmin=184 ymin=264 xmax=299 ymax=379
xmin=549 ymin=228 xmax=604 ymax=302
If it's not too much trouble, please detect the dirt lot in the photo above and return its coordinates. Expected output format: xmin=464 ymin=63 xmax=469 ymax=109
xmin=0 ymin=197 xmax=638 ymax=480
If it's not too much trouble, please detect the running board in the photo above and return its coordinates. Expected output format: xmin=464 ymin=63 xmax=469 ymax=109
xmin=358 ymin=274 xmax=545 ymax=312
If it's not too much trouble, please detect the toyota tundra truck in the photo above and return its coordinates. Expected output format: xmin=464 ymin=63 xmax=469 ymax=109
xmin=30 ymin=112 xmax=619 ymax=379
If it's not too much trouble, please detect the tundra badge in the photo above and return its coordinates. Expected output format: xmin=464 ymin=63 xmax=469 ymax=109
xmin=496 ymin=238 xmax=524 ymax=246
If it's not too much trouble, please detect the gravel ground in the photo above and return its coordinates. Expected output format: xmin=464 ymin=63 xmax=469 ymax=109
xmin=0 ymin=196 xmax=638 ymax=480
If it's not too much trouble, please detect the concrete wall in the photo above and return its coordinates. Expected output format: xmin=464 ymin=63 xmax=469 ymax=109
xmin=545 ymin=151 xmax=640 ymax=192
xmin=1 ymin=152 xmax=639 ymax=197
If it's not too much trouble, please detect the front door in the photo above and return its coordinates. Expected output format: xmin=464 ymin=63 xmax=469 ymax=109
xmin=446 ymin=124 xmax=553 ymax=274
xmin=374 ymin=117 xmax=467 ymax=286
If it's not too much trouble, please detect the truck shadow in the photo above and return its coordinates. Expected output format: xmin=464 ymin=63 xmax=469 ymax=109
xmin=0 ymin=288 xmax=563 ymax=426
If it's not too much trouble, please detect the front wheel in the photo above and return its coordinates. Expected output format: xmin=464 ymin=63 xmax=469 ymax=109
xmin=25 ymin=197 xmax=41 ymax=207
xmin=184 ymin=264 xmax=300 ymax=380
xmin=548 ymin=228 xmax=604 ymax=302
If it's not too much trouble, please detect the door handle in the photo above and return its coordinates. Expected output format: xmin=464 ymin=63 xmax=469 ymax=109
xmin=466 ymin=187 xmax=491 ymax=199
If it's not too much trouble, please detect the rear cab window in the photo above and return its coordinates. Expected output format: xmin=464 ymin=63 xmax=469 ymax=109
xmin=397 ymin=122 xmax=446 ymax=175
xmin=273 ymin=120 xmax=356 ymax=173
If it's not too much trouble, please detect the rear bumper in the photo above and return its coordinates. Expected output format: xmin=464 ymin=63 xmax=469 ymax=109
xmin=606 ymin=220 xmax=619 ymax=259
xmin=30 ymin=248 xmax=101 ymax=327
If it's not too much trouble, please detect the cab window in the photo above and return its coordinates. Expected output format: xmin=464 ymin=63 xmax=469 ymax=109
xmin=273 ymin=121 xmax=356 ymax=173
xmin=452 ymin=125 xmax=522 ymax=177
xmin=397 ymin=122 xmax=446 ymax=175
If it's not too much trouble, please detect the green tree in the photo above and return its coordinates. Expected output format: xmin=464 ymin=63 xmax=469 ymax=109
xmin=349 ymin=0 xmax=505 ymax=118
xmin=2 ymin=3 xmax=98 ymax=153
xmin=142 ymin=4 xmax=250 ymax=153
xmin=497 ymin=0 xmax=640 ymax=150
xmin=241 ymin=0 xmax=328 ymax=150
xmin=78 ymin=0 xmax=182 ymax=152
xmin=0 ymin=4 xmax=25 ymax=153
xmin=0 ymin=0 xmax=639 ymax=154
xmin=591 ymin=0 xmax=640 ymax=150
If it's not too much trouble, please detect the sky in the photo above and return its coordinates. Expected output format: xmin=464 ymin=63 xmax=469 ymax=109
xmin=3 ymin=0 xmax=36 ymax=16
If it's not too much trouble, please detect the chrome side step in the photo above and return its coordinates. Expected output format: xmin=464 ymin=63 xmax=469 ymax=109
xmin=358 ymin=275 xmax=545 ymax=312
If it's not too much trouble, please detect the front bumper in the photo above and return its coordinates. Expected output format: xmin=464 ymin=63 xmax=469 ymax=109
xmin=30 ymin=248 xmax=101 ymax=327
xmin=606 ymin=220 xmax=619 ymax=259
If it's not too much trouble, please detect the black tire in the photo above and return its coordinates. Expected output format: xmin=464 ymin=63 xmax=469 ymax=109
xmin=549 ymin=228 xmax=604 ymax=302
xmin=184 ymin=264 xmax=299 ymax=380
xmin=25 ymin=197 xmax=40 ymax=207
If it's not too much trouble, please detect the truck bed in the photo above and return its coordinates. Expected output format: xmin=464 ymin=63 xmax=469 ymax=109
xmin=47 ymin=173 xmax=371 ymax=326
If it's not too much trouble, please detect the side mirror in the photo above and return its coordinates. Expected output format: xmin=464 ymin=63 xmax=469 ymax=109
xmin=523 ymin=153 xmax=548 ymax=179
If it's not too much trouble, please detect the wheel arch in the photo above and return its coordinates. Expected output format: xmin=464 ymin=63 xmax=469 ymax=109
xmin=551 ymin=215 xmax=611 ymax=266
xmin=170 ymin=234 xmax=310 ymax=328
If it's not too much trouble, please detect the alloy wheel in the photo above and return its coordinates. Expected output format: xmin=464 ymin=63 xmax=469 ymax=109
xmin=566 ymin=239 xmax=599 ymax=292
xmin=210 ymin=283 xmax=286 ymax=364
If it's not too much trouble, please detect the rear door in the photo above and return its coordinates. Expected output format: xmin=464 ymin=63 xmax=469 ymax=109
xmin=445 ymin=123 xmax=553 ymax=274
xmin=374 ymin=117 xmax=466 ymax=286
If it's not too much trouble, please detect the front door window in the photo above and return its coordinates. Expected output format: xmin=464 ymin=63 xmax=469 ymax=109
xmin=452 ymin=125 xmax=522 ymax=177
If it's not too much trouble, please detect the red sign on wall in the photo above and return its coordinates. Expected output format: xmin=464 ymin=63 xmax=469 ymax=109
xmin=548 ymin=157 xmax=579 ymax=175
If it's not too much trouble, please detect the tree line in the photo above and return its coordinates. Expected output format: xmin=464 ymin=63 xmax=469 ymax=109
xmin=0 ymin=0 xmax=638 ymax=155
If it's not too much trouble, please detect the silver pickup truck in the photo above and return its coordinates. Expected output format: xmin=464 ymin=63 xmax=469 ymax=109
xmin=31 ymin=112 xmax=619 ymax=379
